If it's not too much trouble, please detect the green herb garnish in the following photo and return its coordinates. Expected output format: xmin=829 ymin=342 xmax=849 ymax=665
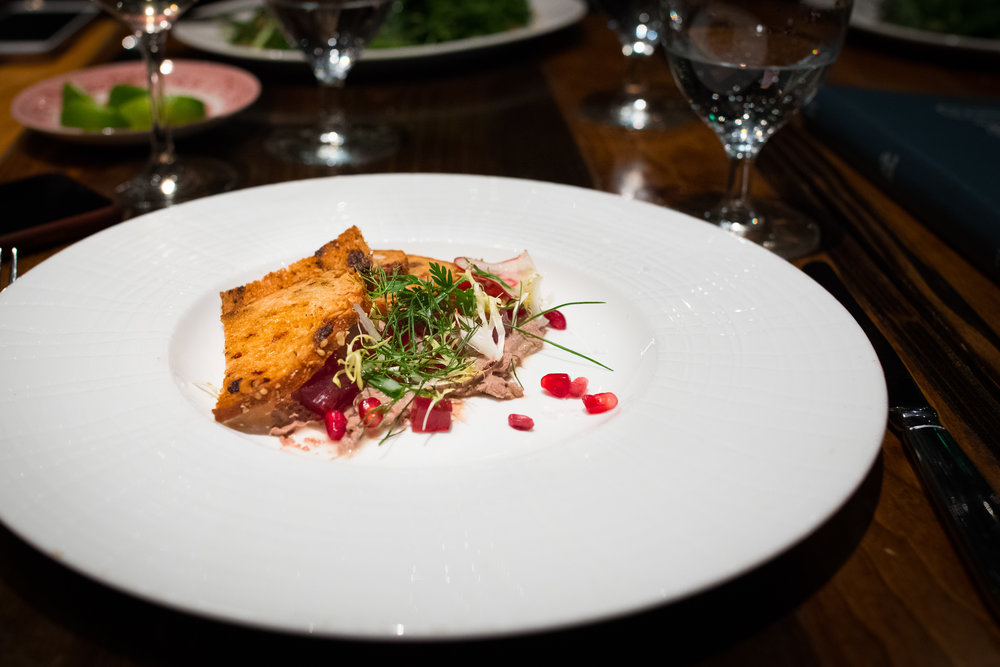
xmin=332 ymin=260 xmax=608 ymax=440
xmin=349 ymin=261 xmax=484 ymax=397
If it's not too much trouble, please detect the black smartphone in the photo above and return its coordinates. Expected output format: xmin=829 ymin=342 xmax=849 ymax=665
xmin=0 ymin=1 xmax=97 ymax=56
xmin=0 ymin=173 xmax=122 ymax=251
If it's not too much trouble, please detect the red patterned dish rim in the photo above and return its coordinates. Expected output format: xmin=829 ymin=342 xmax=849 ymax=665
xmin=11 ymin=59 xmax=261 ymax=146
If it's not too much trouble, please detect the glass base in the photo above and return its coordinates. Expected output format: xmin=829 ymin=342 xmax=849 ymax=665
xmin=580 ymin=89 xmax=692 ymax=130
xmin=116 ymin=157 xmax=238 ymax=216
xmin=265 ymin=124 xmax=398 ymax=167
xmin=709 ymin=199 xmax=821 ymax=261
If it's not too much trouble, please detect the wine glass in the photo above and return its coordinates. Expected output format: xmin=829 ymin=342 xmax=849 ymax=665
xmin=582 ymin=0 xmax=690 ymax=130
xmin=91 ymin=0 xmax=237 ymax=214
xmin=660 ymin=0 xmax=853 ymax=259
xmin=264 ymin=0 xmax=397 ymax=167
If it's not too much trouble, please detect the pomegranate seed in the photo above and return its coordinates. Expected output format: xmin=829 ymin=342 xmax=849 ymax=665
xmin=358 ymin=397 xmax=383 ymax=428
xmin=543 ymin=310 xmax=567 ymax=330
xmin=324 ymin=409 xmax=348 ymax=441
xmin=540 ymin=372 xmax=571 ymax=397
xmin=508 ymin=414 xmax=534 ymax=431
xmin=569 ymin=376 xmax=589 ymax=397
xmin=582 ymin=392 xmax=618 ymax=414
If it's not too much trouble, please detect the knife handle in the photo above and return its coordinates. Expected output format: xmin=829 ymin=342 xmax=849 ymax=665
xmin=893 ymin=407 xmax=1000 ymax=618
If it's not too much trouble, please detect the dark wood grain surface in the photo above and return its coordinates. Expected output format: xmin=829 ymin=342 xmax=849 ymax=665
xmin=2 ymin=8 xmax=1000 ymax=665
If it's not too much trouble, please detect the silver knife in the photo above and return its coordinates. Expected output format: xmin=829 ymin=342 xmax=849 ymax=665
xmin=804 ymin=262 xmax=1000 ymax=621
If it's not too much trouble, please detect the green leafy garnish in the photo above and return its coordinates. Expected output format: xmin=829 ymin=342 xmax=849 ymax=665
xmin=226 ymin=0 xmax=532 ymax=50
xmin=370 ymin=0 xmax=533 ymax=48
xmin=881 ymin=0 xmax=1000 ymax=38
xmin=225 ymin=7 xmax=289 ymax=48
xmin=60 ymin=83 xmax=207 ymax=131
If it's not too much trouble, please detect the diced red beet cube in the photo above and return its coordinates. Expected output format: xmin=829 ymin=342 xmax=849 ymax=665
xmin=410 ymin=396 xmax=453 ymax=433
xmin=295 ymin=353 xmax=359 ymax=416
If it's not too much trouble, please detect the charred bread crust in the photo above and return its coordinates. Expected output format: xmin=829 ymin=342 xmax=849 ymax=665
xmin=213 ymin=271 xmax=367 ymax=432
xmin=214 ymin=227 xmax=373 ymax=432
xmin=213 ymin=227 xmax=420 ymax=433
xmin=220 ymin=226 xmax=373 ymax=318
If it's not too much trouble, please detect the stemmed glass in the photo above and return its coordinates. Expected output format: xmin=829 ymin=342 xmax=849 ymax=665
xmin=264 ymin=0 xmax=397 ymax=166
xmin=583 ymin=0 xmax=689 ymax=130
xmin=91 ymin=0 xmax=237 ymax=214
xmin=660 ymin=0 xmax=853 ymax=259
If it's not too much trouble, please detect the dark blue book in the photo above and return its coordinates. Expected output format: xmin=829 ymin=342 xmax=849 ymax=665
xmin=803 ymin=85 xmax=1000 ymax=282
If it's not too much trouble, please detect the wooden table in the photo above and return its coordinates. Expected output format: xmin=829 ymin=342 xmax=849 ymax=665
xmin=2 ymin=9 xmax=1000 ymax=665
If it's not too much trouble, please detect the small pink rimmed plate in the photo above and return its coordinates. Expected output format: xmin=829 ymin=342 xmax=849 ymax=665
xmin=11 ymin=59 xmax=261 ymax=146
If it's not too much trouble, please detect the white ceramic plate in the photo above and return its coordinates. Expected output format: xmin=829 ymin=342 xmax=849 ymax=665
xmin=10 ymin=60 xmax=261 ymax=146
xmin=0 ymin=174 xmax=886 ymax=640
xmin=851 ymin=0 xmax=1000 ymax=56
xmin=173 ymin=0 xmax=587 ymax=64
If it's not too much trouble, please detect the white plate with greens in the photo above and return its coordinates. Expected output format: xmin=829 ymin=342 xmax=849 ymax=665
xmin=851 ymin=0 xmax=1000 ymax=55
xmin=0 ymin=174 xmax=886 ymax=639
xmin=173 ymin=0 xmax=587 ymax=64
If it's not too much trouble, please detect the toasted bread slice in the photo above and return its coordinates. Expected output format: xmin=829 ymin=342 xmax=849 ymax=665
xmin=220 ymin=226 xmax=374 ymax=318
xmin=214 ymin=227 xmax=397 ymax=433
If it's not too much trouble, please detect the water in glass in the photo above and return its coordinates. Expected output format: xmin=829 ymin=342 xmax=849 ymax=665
xmin=661 ymin=0 xmax=853 ymax=259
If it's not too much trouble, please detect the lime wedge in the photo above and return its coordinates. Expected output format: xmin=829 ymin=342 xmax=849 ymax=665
xmin=116 ymin=95 xmax=153 ymax=130
xmin=60 ymin=84 xmax=129 ymax=130
xmin=117 ymin=94 xmax=207 ymax=130
xmin=165 ymin=95 xmax=207 ymax=126
xmin=60 ymin=81 xmax=207 ymax=131
xmin=107 ymin=84 xmax=148 ymax=108
xmin=61 ymin=83 xmax=93 ymax=105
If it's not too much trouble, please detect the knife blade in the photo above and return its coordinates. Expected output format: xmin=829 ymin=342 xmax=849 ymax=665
xmin=803 ymin=261 xmax=1000 ymax=620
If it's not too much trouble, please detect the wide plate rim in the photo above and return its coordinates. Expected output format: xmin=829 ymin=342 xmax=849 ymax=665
xmin=0 ymin=173 xmax=887 ymax=640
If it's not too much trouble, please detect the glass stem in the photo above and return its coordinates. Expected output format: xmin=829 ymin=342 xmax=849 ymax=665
xmin=316 ymin=78 xmax=347 ymax=145
xmin=138 ymin=29 xmax=175 ymax=169
xmin=713 ymin=154 xmax=761 ymax=234
xmin=622 ymin=51 xmax=649 ymax=99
